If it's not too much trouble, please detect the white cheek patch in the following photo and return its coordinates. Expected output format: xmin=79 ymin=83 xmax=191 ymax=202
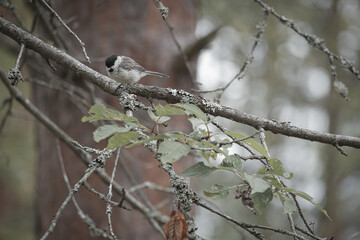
xmin=107 ymin=56 xmax=147 ymax=84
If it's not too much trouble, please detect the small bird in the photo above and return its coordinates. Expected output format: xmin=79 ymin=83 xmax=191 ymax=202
xmin=105 ymin=55 xmax=169 ymax=84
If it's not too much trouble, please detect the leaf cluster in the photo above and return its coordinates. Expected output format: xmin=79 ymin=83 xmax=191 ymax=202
xmin=82 ymin=103 xmax=329 ymax=218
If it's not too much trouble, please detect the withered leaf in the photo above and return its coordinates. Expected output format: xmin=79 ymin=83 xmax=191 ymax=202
xmin=163 ymin=210 xmax=188 ymax=240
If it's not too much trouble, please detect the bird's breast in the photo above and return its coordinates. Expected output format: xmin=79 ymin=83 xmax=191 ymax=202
xmin=110 ymin=69 xmax=146 ymax=84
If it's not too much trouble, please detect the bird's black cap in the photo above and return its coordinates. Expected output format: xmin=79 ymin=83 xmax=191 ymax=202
xmin=105 ymin=55 xmax=118 ymax=68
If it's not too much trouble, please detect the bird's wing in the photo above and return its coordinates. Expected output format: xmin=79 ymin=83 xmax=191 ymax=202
xmin=120 ymin=56 xmax=145 ymax=72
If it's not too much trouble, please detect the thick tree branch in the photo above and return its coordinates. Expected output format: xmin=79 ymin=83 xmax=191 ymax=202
xmin=1 ymin=16 xmax=360 ymax=149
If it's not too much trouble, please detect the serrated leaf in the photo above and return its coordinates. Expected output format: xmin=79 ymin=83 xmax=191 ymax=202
xmin=158 ymin=140 xmax=190 ymax=163
xmin=181 ymin=162 xmax=217 ymax=177
xmin=203 ymin=184 xmax=230 ymax=200
xmin=268 ymin=158 xmax=285 ymax=176
xmin=225 ymin=132 xmax=269 ymax=158
xmin=106 ymin=131 xmax=140 ymax=150
xmin=252 ymin=188 xmax=273 ymax=214
xmin=264 ymin=159 xmax=293 ymax=179
xmin=156 ymin=104 xmax=186 ymax=116
xmin=222 ymin=155 xmax=242 ymax=171
xmin=244 ymin=173 xmax=271 ymax=193
xmin=82 ymin=104 xmax=138 ymax=123
xmin=282 ymin=198 xmax=297 ymax=214
xmin=176 ymin=103 xmax=207 ymax=122
xmin=283 ymin=188 xmax=331 ymax=220
xmin=93 ymin=125 xmax=131 ymax=142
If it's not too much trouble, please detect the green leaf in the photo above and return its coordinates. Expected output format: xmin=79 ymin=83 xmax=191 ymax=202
xmin=222 ymin=155 xmax=242 ymax=171
xmin=106 ymin=132 xmax=140 ymax=150
xmin=283 ymin=188 xmax=331 ymax=220
xmin=147 ymin=109 xmax=158 ymax=122
xmin=93 ymin=125 xmax=131 ymax=142
xmin=252 ymin=188 xmax=273 ymax=214
xmin=244 ymin=173 xmax=271 ymax=193
xmin=199 ymin=150 xmax=211 ymax=162
xmin=282 ymin=198 xmax=297 ymax=214
xmin=268 ymin=158 xmax=285 ymax=176
xmin=148 ymin=109 xmax=171 ymax=124
xmin=188 ymin=117 xmax=204 ymax=129
xmin=203 ymin=184 xmax=230 ymax=200
xmin=158 ymin=140 xmax=190 ymax=163
xmin=176 ymin=103 xmax=207 ymax=122
xmin=263 ymin=176 xmax=283 ymax=189
xmin=193 ymin=140 xmax=224 ymax=155
xmin=126 ymin=133 xmax=168 ymax=148
xmin=126 ymin=131 xmax=190 ymax=149
xmin=225 ymin=132 xmax=269 ymax=158
xmin=165 ymin=131 xmax=190 ymax=142
xmin=82 ymin=104 xmax=138 ymax=123
xmin=267 ymin=158 xmax=293 ymax=179
xmin=156 ymin=104 xmax=186 ymax=116
xmin=157 ymin=116 xmax=171 ymax=124
xmin=181 ymin=162 xmax=218 ymax=177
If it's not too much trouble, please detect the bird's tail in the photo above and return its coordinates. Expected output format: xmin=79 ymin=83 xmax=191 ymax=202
xmin=145 ymin=70 xmax=169 ymax=78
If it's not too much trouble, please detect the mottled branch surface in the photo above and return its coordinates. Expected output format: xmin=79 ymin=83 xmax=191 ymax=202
xmin=1 ymin=16 xmax=359 ymax=149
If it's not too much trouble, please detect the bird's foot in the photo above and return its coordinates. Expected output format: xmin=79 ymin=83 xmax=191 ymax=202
xmin=115 ymin=84 xmax=128 ymax=96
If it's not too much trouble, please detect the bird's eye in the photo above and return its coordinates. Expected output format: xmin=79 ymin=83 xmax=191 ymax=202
xmin=109 ymin=68 xmax=114 ymax=73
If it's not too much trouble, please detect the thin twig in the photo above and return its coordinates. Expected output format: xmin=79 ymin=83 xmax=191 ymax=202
xmin=117 ymin=154 xmax=155 ymax=209
xmin=196 ymin=201 xmax=264 ymax=239
xmin=83 ymin=181 xmax=126 ymax=208
xmin=40 ymin=163 xmax=100 ymax=240
xmin=0 ymin=97 xmax=13 ymax=134
xmin=153 ymin=0 xmax=169 ymax=20
xmin=295 ymin=226 xmax=326 ymax=240
xmin=56 ymin=139 xmax=111 ymax=238
xmin=256 ymin=129 xmax=302 ymax=240
xmin=253 ymin=0 xmax=360 ymax=82
xmin=128 ymin=181 xmax=174 ymax=194
xmin=15 ymin=44 xmax=25 ymax=68
xmin=34 ymin=0 xmax=66 ymax=49
xmin=287 ymin=213 xmax=298 ymax=240
xmin=291 ymin=193 xmax=315 ymax=234
xmin=39 ymin=0 xmax=91 ymax=63
xmin=0 ymin=0 xmax=25 ymax=29
xmin=212 ymin=119 xmax=262 ymax=158
xmin=27 ymin=78 xmax=92 ymax=108
xmin=153 ymin=0 xmax=194 ymax=84
xmin=196 ymin=10 xmax=268 ymax=97
xmin=197 ymin=201 xmax=308 ymax=240
xmin=106 ymin=148 xmax=121 ymax=240
xmin=164 ymin=19 xmax=196 ymax=85
xmin=8 ymin=44 xmax=25 ymax=85
xmin=258 ymin=127 xmax=271 ymax=158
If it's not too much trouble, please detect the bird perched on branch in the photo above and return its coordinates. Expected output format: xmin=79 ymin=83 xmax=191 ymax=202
xmin=105 ymin=55 xmax=169 ymax=84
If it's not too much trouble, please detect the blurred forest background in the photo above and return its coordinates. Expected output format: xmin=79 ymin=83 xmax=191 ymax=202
xmin=1 ymin=0 xmax=360 ymax=239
